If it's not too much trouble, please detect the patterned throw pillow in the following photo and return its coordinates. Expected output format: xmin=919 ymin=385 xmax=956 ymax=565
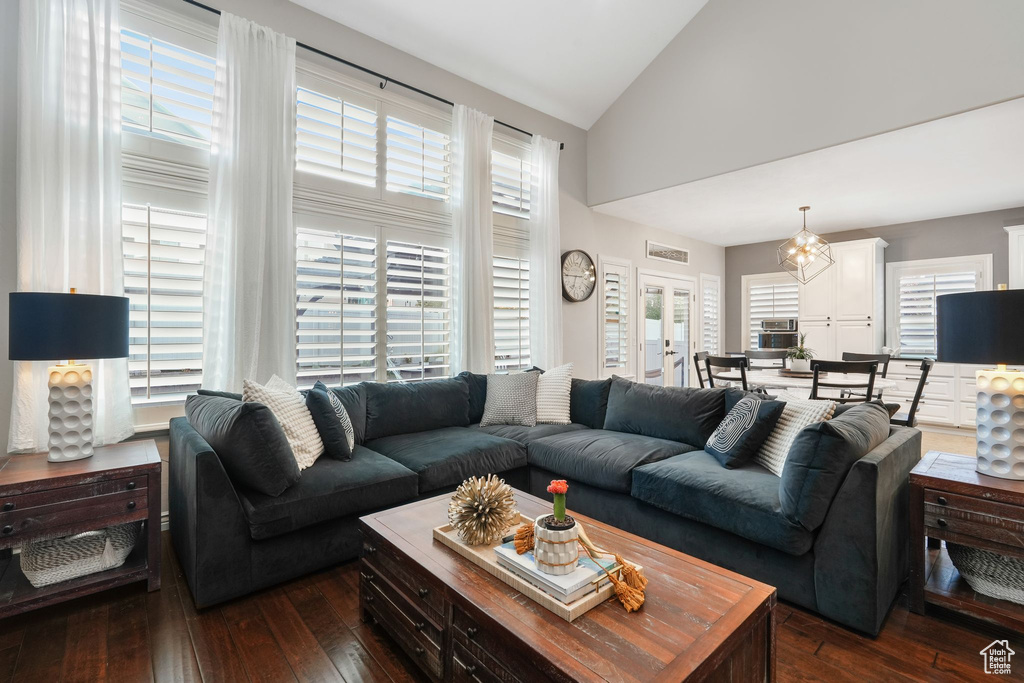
xmin=480 ymin=372 xmax=539 ymax=427
xmin=243 ymin=375 xmax=324 ymax=471
xmin=755 ymin=396 xmax=836 ymax=476
xmin=327 ymin=388 xmax=356 ymax=452
xmin=706 ymin=396 xmax=786 ymax=469
xmin=536 ymin=363 xmax=573 ymax=425
xmin=304 ymin=381 xmax=354 ymax=461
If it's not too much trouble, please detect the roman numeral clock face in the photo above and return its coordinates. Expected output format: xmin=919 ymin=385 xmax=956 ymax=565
xmin=561 ymin=250 xmax=596 ymax=302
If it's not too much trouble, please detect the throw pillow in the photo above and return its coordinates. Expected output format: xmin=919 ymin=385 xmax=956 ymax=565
xmin=243 ymin=375 xmax=324 ymax=471
xmin=536 ymin=363 xmax=573 ymax=425
xmin=754 ymin=396 xmax=836 ymax=476
xmin=706 ymin=396 xmax=786 ymax=469
xmin=305 ymin=381 xmax=354 ymax=461
xmin=184 ymin=395 xmax=299 ymax=497
xmin=480 ymin=372 xmax=539 ymax=427
xmin=780 ymin=400 xmax=891 ymax=531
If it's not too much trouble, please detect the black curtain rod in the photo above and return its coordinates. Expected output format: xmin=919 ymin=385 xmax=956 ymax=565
xmin=182 ymin=0 xmax=564 ymax=150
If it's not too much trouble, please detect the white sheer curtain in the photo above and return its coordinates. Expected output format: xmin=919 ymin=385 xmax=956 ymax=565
xmin=529 ymin=136 xmax=563 ymax=370
xmin=450 ymin=105 xmax=495 ymax=375
xmin=9 ymin=0 xmax=133 ymax=453
xmin=202 ymin=13 xmax=297 ymax=390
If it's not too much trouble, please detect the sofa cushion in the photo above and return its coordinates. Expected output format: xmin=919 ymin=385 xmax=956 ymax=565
xmin=631 ymin=451 xmax=814 ymax=556
xmin=780 ymin=400 xmax=892 ymax=531
xmin=527 ymin=429 xmax=695 ymax=494
xmin=364 ymin=378 xmax=470 ymax=440
xmin=570 ymin=378 xmax=612 ymax=429
xmin=238 ymin=446 xmax=418 ymax=540
xmin=603 ymin=378 xmax=726 ymax=448
xmin=366 ymin=427 xmax=526 ymax=492
xmin=184 ymin=394 xmax=299 ymax=497
xmin=457 ymin=371 xmax=488 ymax=423
xmin=472 ymin=422 xmax=588 ymax=445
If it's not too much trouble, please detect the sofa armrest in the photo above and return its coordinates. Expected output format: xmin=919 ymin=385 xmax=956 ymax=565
xmin=169 ymin=416 xmax=253 ymax=608
xmin=812 ymin=426 xmax=922 ymax=635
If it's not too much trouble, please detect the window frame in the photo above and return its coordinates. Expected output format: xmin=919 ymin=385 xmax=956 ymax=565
xmin=597 ymin=256 xmax=634 ymax=379
xmin=492 ymin=244 xmax=530 ymax=373
xmin=699 ymin=273 xmax=722 ymax=356
xmin=491 ymin=134 xmax=532 ymax=231
xmin=885 ymin=254 xmax=993 ymax=357
xmin=741 ymin=272 xmax=800 ymax=351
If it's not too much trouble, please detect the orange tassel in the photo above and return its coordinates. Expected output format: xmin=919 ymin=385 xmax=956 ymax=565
xmin=513 ymin=523 xmax=534 ymax=554
xmin=616 ymin=554 xmax=648 ymax=592
xmin=579 ymin=542 xmax=645 ymax=612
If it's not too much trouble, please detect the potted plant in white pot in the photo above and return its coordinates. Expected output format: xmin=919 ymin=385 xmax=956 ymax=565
xmin=533 ymin=480 xmax=579 ymax=575
xmin=787 ymin=332 xmax=815 ymax=373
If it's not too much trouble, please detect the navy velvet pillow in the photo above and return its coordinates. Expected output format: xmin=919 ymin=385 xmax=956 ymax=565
xmin=364 ymin=377 xmax=470 ymax=440
xmin=706 ymin=396 xmax=785 ymax=468
xmin=603 ymin=377 xmax=726 ymax=448
xmin=458 ymin=371 xmax=488 ymax=424
xmin=184 ymin=394 xmax=299 ymax=497
xmin=570 ymin=378 xmax=612 ymax=429
xmin=780 ymin=400 xmax=891 ymax=531
xmin=305 ymin=381 xmax=353 ymax=461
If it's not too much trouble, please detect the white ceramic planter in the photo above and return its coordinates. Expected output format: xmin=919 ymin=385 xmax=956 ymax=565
xmin=789 ymin=358 xmax=811 ymax=373
xmin=533 ymin=514 xmax=579 ymax=575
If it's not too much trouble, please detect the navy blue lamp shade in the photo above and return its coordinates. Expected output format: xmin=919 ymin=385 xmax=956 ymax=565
xmin=936 ymin=289 xmax=1024 ymax=366
xmin=8 ymin=292 xmax=129 ymax=361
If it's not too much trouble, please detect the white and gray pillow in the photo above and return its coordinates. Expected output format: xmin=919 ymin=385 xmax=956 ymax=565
xmin=327 ymin=389 xmax=356 ymax=452
xmin=243 ymin=375 xmax=324 ymax=471
xmin=536 ymin=363 xmax=573 ymax=425
xmin=480 ymin=372 xmax=539 ymax=427
xmin=755 ymin=396 xmax=836 ymax=476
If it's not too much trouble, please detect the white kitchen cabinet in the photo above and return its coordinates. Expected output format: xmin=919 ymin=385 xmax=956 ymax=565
xmin=798 ymin=238 xmax=887 ymax=357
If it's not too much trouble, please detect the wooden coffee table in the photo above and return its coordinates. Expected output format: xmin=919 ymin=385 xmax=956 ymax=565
xmin=358 ymin=489 xmax=776 ymax=682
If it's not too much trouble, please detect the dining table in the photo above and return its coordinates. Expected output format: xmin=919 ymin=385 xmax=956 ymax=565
xmin=716 ymin=369 xmax=898 ymax=395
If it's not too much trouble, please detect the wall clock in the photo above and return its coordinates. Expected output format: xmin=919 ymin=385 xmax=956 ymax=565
xmin=561 ymin=250 xmax=596 ymax=302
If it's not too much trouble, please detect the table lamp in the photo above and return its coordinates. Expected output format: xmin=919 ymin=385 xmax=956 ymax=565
xmin=937 ymin=287 xmax=1024 ymax=479
xmin=8 ymin=291 xmax=129 ymax=462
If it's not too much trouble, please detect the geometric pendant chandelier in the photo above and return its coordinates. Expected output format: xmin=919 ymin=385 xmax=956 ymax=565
xmin=777 ymin=206 xmax=834 ymax=284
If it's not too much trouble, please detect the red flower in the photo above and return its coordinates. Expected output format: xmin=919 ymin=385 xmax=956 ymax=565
xmin=547 ymin=480 xmax=568 ymax=495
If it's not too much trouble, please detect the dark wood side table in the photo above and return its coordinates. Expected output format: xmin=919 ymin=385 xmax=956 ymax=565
xmin=0 ymin=439 xmax=161 ymax=618
xmin=910 ymin=450 xmax=1024 ymax=631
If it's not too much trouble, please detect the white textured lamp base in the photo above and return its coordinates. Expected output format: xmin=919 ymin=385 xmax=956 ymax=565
xmin=47 ymin=364 xmax=95 ymax=463
xmin=975 ymin=368 xmax=1024 ymax=480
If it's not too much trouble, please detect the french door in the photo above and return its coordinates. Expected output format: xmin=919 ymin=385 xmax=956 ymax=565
xmin=638 ymin=273 xmax=697 ymax=387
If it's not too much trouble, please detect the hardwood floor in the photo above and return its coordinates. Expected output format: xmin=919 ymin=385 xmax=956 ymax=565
xmin=0 ymin=533 xmax=1014 ymax=682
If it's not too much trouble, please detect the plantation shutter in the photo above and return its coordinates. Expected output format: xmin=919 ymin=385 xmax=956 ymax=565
xmin=493 ymin=256 xmax=530 ymax=372
xmin=701 ymin=276 xmax=720 ymax=355
xmin=603 ymin=264 xmax=630 ymax=372
xmin=748 ymin=280 xmax=799 ymax=349
xmin=295 ymin=227 xmax=378 ymax=388
xmin=492 ymin=147 xmax=531 ymax=219
xmin=385 ymin=116 xmax=451 ymax=201
xmin=120 ymin=28 xmax=215 ymax=148
xmin=897 ymin=270 xmax=978 ymax=357
xmin=122 ymin=204 xmax=206 ymax=402
xmin=385 ymin=241 xmax=452 ymax=381
xmin=295 ymin=86 xmax=378 ymax=187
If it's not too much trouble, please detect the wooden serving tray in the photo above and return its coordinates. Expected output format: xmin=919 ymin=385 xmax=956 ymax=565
xmin=432 ymin=522 xmax=637 ymax=622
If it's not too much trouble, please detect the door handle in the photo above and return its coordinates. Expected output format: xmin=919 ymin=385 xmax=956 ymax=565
xmin=665 ymin=350 xmax=677 ymax=356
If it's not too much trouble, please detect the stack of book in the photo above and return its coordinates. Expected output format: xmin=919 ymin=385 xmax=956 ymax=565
xmin=494 ymin=542 xmax=616 ymax=604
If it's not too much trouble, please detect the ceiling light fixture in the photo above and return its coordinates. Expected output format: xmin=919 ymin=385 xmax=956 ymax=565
xmin=777 ymin=206 xmax=834 ymax=284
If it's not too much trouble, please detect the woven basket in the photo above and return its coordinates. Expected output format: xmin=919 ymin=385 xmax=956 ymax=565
xmin=947 ymin=542 xmax=1024 ymax=605
xmin=21 ymin=522 xmax=142 ymax=588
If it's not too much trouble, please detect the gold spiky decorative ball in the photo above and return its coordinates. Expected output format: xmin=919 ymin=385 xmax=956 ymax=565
xmin=448 ymin=474 xmax=518 ymax=546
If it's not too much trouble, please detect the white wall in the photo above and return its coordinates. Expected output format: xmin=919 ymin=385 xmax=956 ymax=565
xmin=0 ymin=1 xmax=19 ymax=451
xmin=587 ymin=0 xmax=1024 ymax=206
xmin=0 ymin=0 xmax=726 ymax=449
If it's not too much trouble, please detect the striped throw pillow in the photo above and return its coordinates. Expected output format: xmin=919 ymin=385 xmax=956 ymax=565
xmin=754 ymin=397 xmax=836 ymax=476
xmin=536 ymin=363 xmax=574 ymax=425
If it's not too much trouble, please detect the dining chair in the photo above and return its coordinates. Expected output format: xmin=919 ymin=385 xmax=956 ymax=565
xmin=704 ymin=355 xmax=749 ymax=391
xmin=841 ymin=352 xmax=891 ymax=400
xmin=809 ymin=359 xmax=878 ymax=404
xmin=744 ymin=349 xmax=789 ymax=371
xmin=693 ymin=351 xmax=709 ymax=388
xmin=890 ymin=359 xmax=934 ymax=427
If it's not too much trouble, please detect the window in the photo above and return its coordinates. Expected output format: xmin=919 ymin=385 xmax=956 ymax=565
xmin=599 ymin=258 xmax=631 ymax=377
xmin=385 ymin=240 xmax=451 ymax=381
xmin=886 ymin=255 xmax=992 ymax=358
xmin=744 ymin=275 xmax=799 ymax=349
xmin=700 ymin=274 xmax=721 ymax=355
xmin=295 ymin=86 xmax=378 ymax=187
xmin=385 ymin=115 xmax=451 ymax=202
xmin=295 ymin=227 xmax=378 ymax=388
xmin=122 ymin=203 xmax=206 ymax=403
xmin=120 ymin=28 xmax=215 ymax=148
xmin=493 ymin=256 xmax=530 ymax=372
xmin=492 ymin=144 xmax=531 ymax=219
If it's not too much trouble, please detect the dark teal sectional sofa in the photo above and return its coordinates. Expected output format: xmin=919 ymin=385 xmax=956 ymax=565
xmin=168 ymin=373 xmax=921 ymax=635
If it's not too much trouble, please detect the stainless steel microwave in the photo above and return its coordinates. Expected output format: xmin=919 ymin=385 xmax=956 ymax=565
xmin=761 ymin=318 xmax=798 ymax=332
